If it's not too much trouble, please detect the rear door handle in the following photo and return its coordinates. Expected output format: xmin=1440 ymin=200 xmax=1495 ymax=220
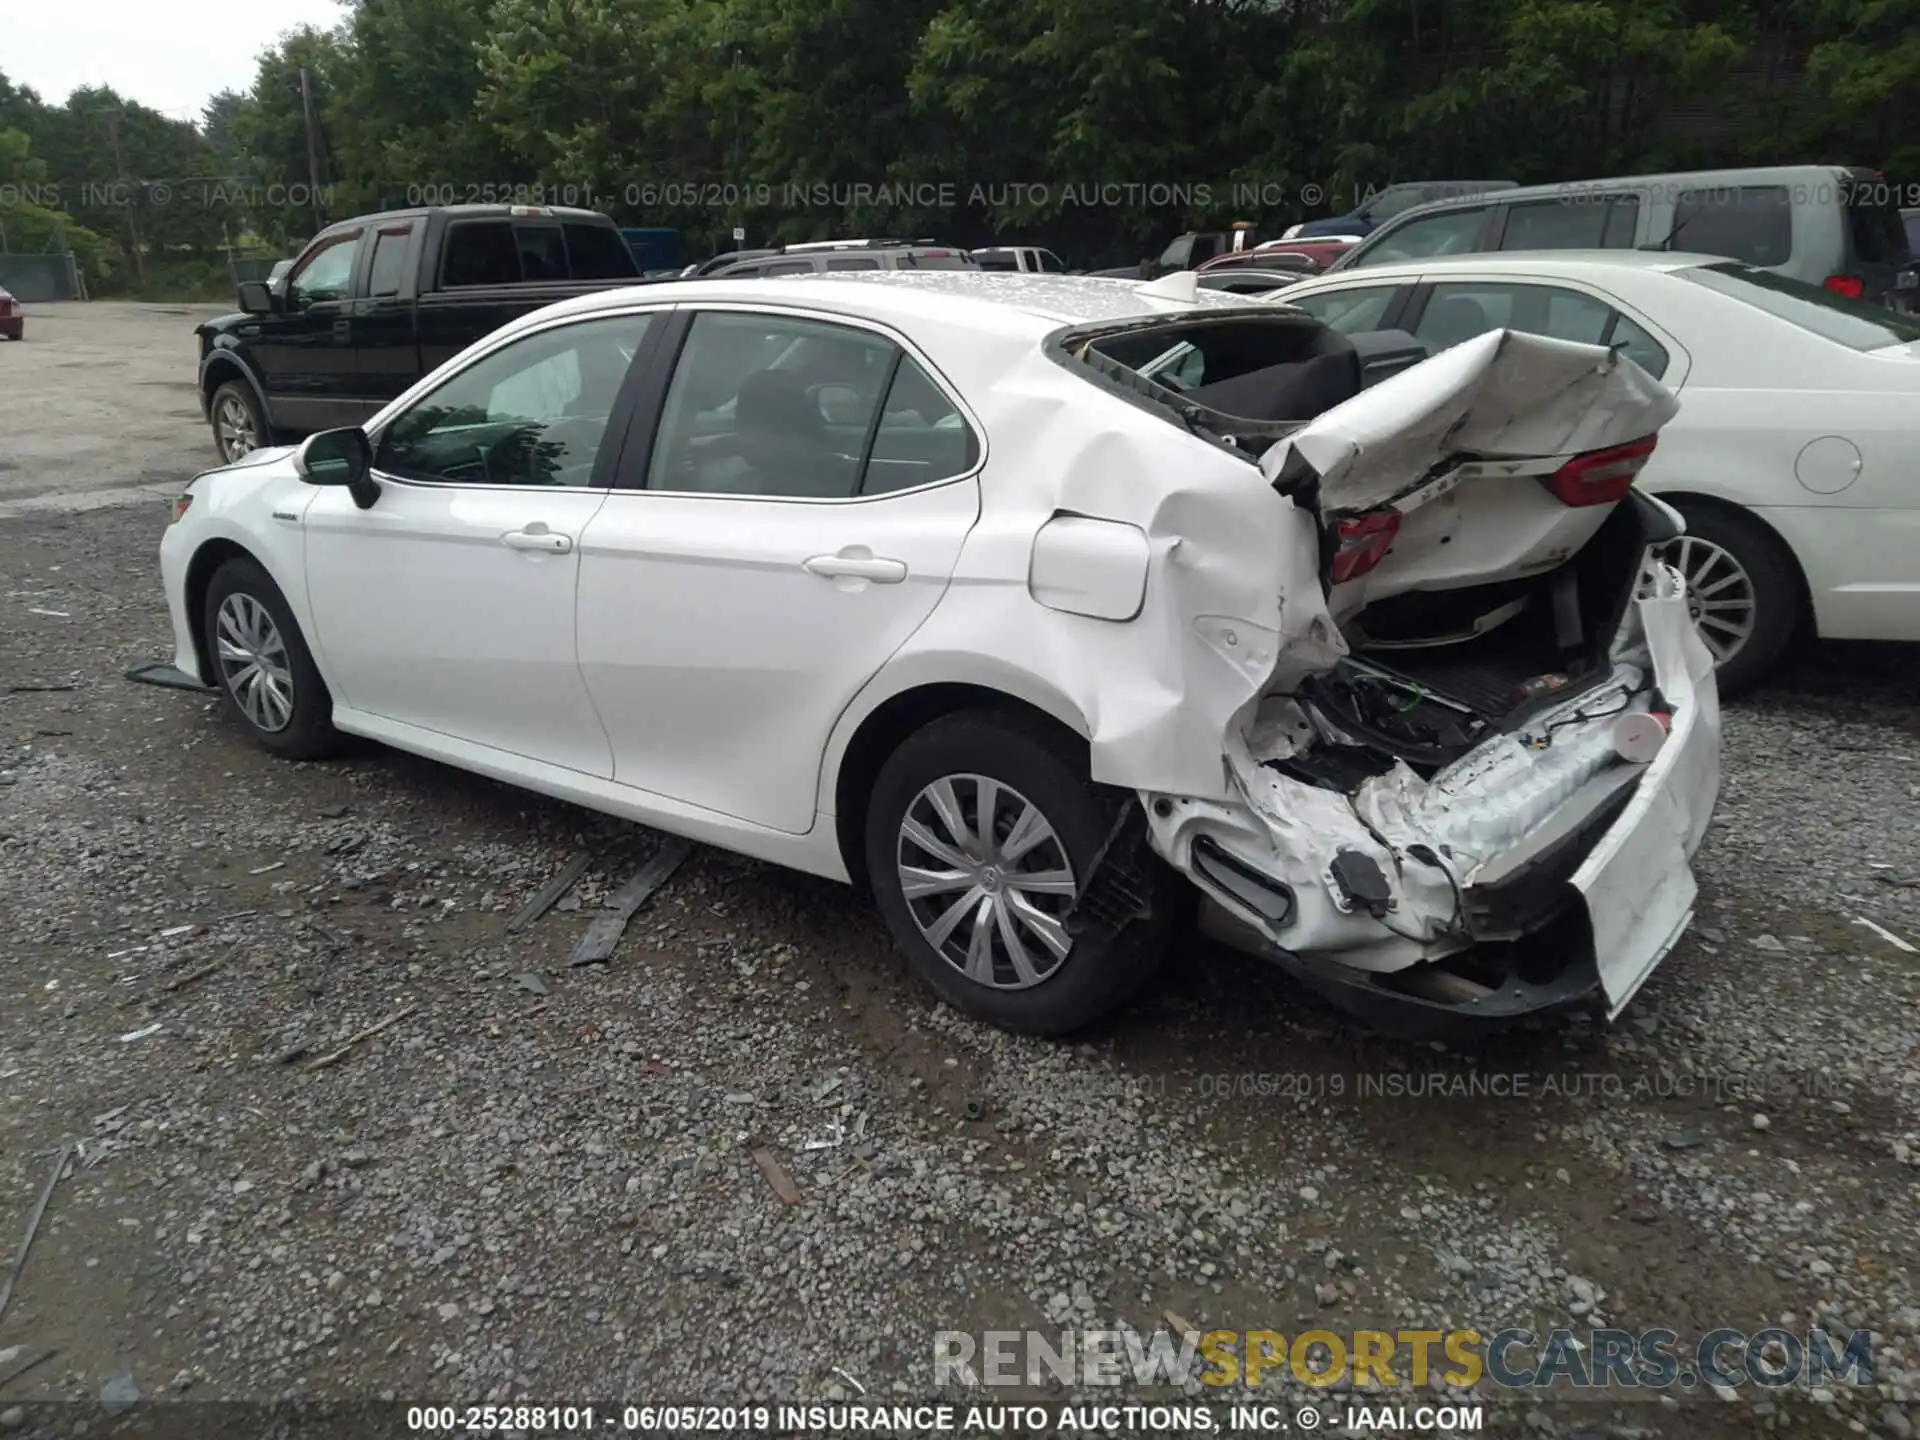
xmin=331 ymin=319 xmax=350 ymax=340
xmin=503 ymin=528 xmax=573 ymax=554
xmin=804 ymin=551 xmax=907 ymax=583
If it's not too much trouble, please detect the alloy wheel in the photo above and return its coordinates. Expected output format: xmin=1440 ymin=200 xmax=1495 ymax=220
xmin=215 ymin=592 xmax=295 ymax=732
xmin=215 ymin=394 xmax=256 ymax=462
xmin=1657 ymin=534 xmax=1757 ymax=665
xmin=895 ymin=774 xmax=1078 ymax=990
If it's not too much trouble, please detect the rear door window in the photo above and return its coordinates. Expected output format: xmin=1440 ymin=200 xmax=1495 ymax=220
xmin=442 ymin=221 xmax=520 ymax=286
xmin=762 ymin=260 xmax=816 ymax=276
xmin=826 ymin=257 xmax=881 ymax=271
xmin=899 ymin=252 xmax=973 ymax=270
xmin=1353 ymin=208 xmax=1488 ymax=267
xmin=1500 ymin=195 xmax=1642 ymax=250
xmin=1671 ymin=186 xmax=1792 ymax=266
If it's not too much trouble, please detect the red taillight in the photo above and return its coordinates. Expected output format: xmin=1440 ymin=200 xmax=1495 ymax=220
xmin=1824 ymin=274 xmax=1865 ymax=299
xmin=1543 ymin=435 xmax=1659 ymax=507
xmin=171 ymin=493 xmax=193 ymax=524
xmin=1331 ymin=511 xmax=1401 ymax=583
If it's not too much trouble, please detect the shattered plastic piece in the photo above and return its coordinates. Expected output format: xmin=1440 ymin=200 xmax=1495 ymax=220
xmin=514 ymin=972 xmax=551 ymax=996
xmin=247 ymin=861 xmax=285 ymax=876
xmin=306 ymin=1004 xmax=418 ymax=1071
xmin=507 ymin=851 xmax=593 ymax=934
xmin=571 ymin=838 xmax=692 ymax=965
xmin=118 ymin=1023 xmax=163 ymax=1043
xmin=751 ymin=1148 xmax=803 ymax=1205
xmin=1852 ymin=916 xmax=1917 ymax=955
xmin=0 ymin=1145 xmax=71 ymax=1328
xmin=802 ymin=1125 xmax=846 ymax=1152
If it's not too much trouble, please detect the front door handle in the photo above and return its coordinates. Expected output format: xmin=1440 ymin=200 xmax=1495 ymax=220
xmin=503 ymin=527 xmax=573 ymax=554
xmin=332 ymin=318 xmax=350 ymax=340
xmin=804 ymin=549 xmax=907 ymax=583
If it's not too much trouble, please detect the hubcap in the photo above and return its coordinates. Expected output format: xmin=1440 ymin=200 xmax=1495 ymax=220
xmin=895 ymin=774 xmax=1077 ymax=990
xmin=216 ymin=395 xmax=256 ymax=462
xmin=1656 ymin=535 xmax=1756 ymax=665
xmin=214 ymin=593 xmax=295 ymax=732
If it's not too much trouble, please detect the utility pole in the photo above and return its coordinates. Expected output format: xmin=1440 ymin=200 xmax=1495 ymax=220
xmin=103 ymin=107 xmax=146 ymax=289
xmin=298 ymin=68 xmax=327 ymax=230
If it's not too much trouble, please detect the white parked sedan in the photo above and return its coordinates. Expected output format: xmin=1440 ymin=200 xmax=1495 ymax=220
xmin=153 ymin=271 xmax=1717 ymax=1037
xmin=1266 ymin=250 xmax=1920 ymax=693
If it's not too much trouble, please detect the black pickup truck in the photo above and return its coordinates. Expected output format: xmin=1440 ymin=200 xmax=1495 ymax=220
xmin=196 ymin=205 xmax=650 ymax=463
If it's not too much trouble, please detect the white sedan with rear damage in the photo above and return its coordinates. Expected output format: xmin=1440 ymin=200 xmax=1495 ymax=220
xmin=148 ymin=270 xmax=1718 ymax=1036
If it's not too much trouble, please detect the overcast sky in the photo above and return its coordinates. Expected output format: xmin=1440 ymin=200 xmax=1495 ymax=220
xmin=6 ymin=0 xmax=346 ymax=120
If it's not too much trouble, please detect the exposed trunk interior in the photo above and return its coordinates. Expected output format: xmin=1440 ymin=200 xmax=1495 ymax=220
xmin=1276 ymin=496 xmax=1663 ymax=788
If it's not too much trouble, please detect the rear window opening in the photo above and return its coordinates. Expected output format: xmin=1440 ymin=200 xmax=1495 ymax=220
xmin=1686 ymin=261 xmax=1920 ymax=350
xmin=1062 ymin=313 xmax=1368 ymax=453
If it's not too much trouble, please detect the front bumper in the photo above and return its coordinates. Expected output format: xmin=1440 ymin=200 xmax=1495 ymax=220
xmin=1148 ymin=567 xmax=1721 ymax=1029
xmin=158 ymin=518 xmax=206 ymax=686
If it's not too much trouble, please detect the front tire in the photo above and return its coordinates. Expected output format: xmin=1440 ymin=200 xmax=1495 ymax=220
xmin=202 ymin=556 xmax=342 ymax=760
xmin=209 ymin=379 xmax=267 ymax=465
xmin=865 ymin=709 xmax=1169 ymax=1036
xmin=1656 ymin=503 xmax=1802 ymax=698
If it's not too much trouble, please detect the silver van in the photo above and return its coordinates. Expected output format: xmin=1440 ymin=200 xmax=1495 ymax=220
xmin=1330 ymin=164 xmax=1916 ymax=308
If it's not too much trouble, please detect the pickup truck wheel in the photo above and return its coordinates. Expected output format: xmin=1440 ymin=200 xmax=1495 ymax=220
xmin=865 ymin=710 xmax=1170 ymax=1036
xmin=202 ymin=557 xmax=343 ymax=760
xmin=210 ymin=380 xmax=265 ymax=464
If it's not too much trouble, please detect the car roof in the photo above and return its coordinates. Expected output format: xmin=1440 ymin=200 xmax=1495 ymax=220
xmin=1295 ymin=250 xmax=1725 ymax=285
xmin=533 ymin=271 xmax=1276 ymax=339
xmin=1370 ymin=164 xmax=1868 ymax=228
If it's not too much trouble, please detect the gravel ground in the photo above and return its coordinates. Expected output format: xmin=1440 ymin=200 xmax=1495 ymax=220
xmin=1 ymin=305 xmax=1918 ymax=1440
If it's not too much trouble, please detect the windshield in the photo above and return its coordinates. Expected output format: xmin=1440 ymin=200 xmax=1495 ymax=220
xmin=1685 ymin=262 xmax=1920 ymax=350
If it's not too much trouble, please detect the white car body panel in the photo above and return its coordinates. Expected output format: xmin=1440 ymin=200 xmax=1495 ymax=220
xmin=158 ymin=271 xmax=1719 ymax=1023
xmin=1270 ymin=252 xmax=1920 ymax=643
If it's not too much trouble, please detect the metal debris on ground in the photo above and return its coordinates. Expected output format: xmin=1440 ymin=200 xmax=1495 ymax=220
xmin=306 ymin=1003 xmax=419 ymax=1071
xmin=751 ymin=1147 xmax=803 ymax=1205
xmin=0 ymin=1145 xmax=71 ymax=1328
xmin=571 ymin=838 xmax=693 ymax=966
xmin=7 ymin=683 xmax=76 ymax=693
xmin=830 ymin=1367 xmax=867 ymax=1396
xmin=117 ymin=1023 xmax=162 ymax=1043
xmin=803 ymin=1125 xmax=846 ymax=1152
xmin=1164 ymin=1309 xmax=1199 ymax=1338
xmin=507 ymin=850 xmax=593 ymax=933
xmin=1852 ymin=916 xmax=1917 ymax=954
xmin=963 ymin=1098 xmax=987 ymax=1121
xmin=247 ymin=861 xmax=285 ymax=876
xmin=514 ymin=972 xmax=551 ymax=997
xmin=0 ymin=1347 xmax=56 ymax=1393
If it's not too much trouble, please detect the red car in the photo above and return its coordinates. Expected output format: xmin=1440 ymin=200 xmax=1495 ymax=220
xmin=1199 ymin=237 xmax=1359 ymax=275
xmin=0 ymin=285 xmax=21 ymax=341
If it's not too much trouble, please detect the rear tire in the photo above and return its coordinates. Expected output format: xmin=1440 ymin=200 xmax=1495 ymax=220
xmin=865 ymin=709 xmax=1170 ymax=1036
xmin=1657 ymin=502 xmax=1802 ymax=698
xmin=202 ymin=556 xmax=343 ymax=760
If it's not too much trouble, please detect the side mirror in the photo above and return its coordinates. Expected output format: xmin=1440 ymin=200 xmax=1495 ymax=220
xmin=237 ymin=280 xmax=275 ymax=315
xmin=294 ymin=428 xmax=380 ymax=510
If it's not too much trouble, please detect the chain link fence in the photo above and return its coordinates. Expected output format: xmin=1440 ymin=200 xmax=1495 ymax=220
xmin=0 ymin=253 xmax=84 ymax=301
